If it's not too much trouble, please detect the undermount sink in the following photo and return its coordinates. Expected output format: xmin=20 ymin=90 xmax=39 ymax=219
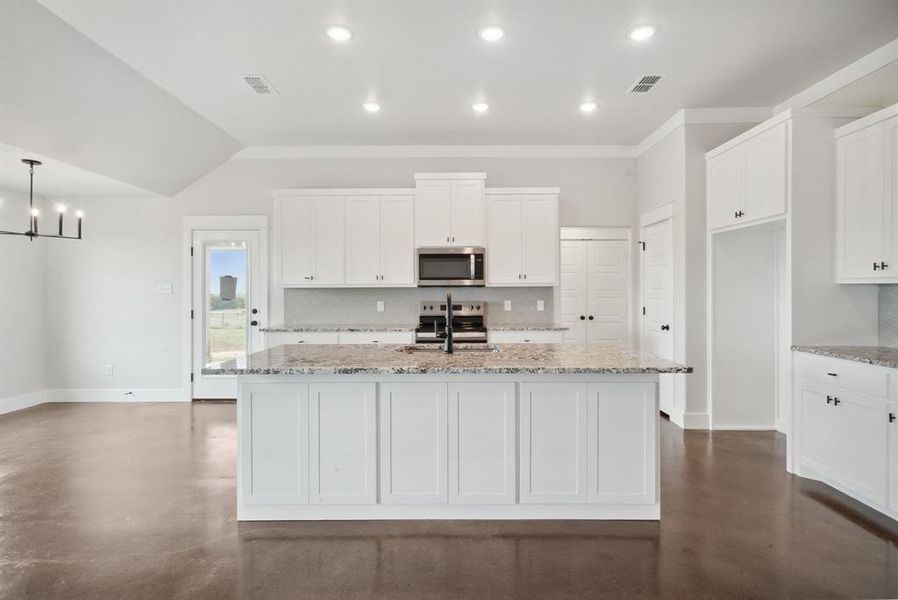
xmin=398 ymin=344 xmax=501 ymax=354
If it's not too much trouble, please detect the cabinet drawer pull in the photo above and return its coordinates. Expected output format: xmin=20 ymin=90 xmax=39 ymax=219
xmin=826 ymin=372 xmax=837 ymax=377
xmin=832 ymin=397 xmax=841 ymax=406
xmin=826 ymin=395 xmax=833 ymax=404
xmin=889 ymin=413 xmax=896 ymax=423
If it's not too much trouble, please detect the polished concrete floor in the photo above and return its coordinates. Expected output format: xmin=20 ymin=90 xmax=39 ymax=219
xmin=1 ymin=402 xmax=896 ymax=599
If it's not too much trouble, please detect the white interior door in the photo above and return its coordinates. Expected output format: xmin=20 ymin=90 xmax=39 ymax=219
xmin=559 ymin=241 xmax=588 ymax=342
xmin=585 ymin=240 xmax=629 ymax=345
xmin=192 ymin=229 xmax=264 ymax=399
xmin=640 ymin=218 xmax=674 ymax=414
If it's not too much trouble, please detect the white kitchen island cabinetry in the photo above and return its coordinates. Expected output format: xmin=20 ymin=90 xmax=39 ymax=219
xmin=208 ymin=343 xmax=690 ymax=521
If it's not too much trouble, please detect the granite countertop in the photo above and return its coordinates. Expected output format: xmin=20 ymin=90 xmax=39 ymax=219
xmin=261 ymin=324 xmax=417 ymax=333
xmin=792 ymin=345 xmax=898 ymax=370
xmin=489 ymin=323 xmax=568 ymax=331
xmin=203 ymin=343 xmax=692 ymax=376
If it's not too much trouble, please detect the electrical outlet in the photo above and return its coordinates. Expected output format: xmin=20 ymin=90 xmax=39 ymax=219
xmin=156 ymin=282 xmax=173 ymax=294
xmin=105 ymin=364 xmax=114 ymax=376
xmin=537 ymin=300 xmax=545 ymax=312
xmin=504 ymin=300 xmax=512 ymax=311
xmin=376 ymin=301 xmax=385 ymax=312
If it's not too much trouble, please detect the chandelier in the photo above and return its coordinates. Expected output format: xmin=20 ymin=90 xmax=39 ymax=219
xmin=0 ymin=159 xmax=83 ymax=241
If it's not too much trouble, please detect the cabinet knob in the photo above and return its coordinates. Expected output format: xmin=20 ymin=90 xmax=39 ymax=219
xmin=304 ymin=276 xmax=312 ymax=280
xmin=889 ymin=413 xmax=896 ymax=423
xmin=251 ymin=308 xmax=259 ymax=315
xmin=250 ymin=320 xmax=258 ymax=327
xmin=588 ymin=315 xmax=594 ymax=320
xmin=579 ymin=315 xmax=586 ymax=320
xmin=523 ymin=273 xmax=527 ymax=279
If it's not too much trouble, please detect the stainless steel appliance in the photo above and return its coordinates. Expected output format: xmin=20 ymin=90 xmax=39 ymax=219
xmin=416 ymin=247 xmax=485 ymax=287
xmin=415 ymin=299 xmax=487 ymax=344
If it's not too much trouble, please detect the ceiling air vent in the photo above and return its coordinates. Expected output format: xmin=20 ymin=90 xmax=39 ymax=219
xmin=628 ymin=74 xmax=663 ymax=94
xmin=242 ymin=74 xmax=278 ymax=95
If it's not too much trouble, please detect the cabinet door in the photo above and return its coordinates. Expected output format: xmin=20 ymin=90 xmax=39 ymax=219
xmin=415 ymin=181 xmax=452 ymax=245
xmin=239 ymin=384 xmax=309 ymax=505
xmin=744 ymin=122 xmax=787 ymax=222
xmin=887 ymin=116 xmax=898 ymax=275
xmin=707 ymin=147 xmax=744 ymax=230
xmin=521 ymin=195 xmax=558 ymax=285
xmin=889 ymin=402 xmax=898 ymax=513
xmin=278 ymin=198 xmax=317 ymax=284
xmin=836 ymin=392 xmax=888 ymax=506
xmin=309 ymin=383 xmax=377 ymax=504
xmin=837 ymin=123 xmax=887 ymax=280
xmin=486 ymin=195 xmax=523 ymax=284
xmin=559 ymin=241 xmax=588 ymax=343
xmin=519 ymin=383 xmax=588 ymax=504
xmin=798 ymin=385 xmax=840 ymax=480
xmin=345 ymin=196 xmax=381 ymax=285
xmin=448 ymin=383 xmax=516 ymax=504
xmin=380 ymin=195 xmax=415 ymax=285
xmin=449 ymin=180 xmax=485 ymax=246
xmin=587 ymin=383 xmax=656 ymax=504
xmin=313 ymin=197 xmax=346 ymax=285
xmin=380 ymin=383 xmax=448 ymax=504
xmin=263 ymin=332 xmax=340 ymax=348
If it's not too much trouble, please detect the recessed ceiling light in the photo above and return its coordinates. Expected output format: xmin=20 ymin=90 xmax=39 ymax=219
xmin=472 ymin=102 xmax=490 ymax=113
xmin=479 ymin=26 xmax=504 ymax=42
xmin=628 ymin=25 xmax=656 ymax=41
xmin=363 ymin=101 xmax=381 ymax=113
xmin=579 ymin=101 xmax=598 ymax=113
xmin=326 ymin=25 xmax=353 ymax=42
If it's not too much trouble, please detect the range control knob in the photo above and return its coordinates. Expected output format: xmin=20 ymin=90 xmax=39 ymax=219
xmin=469 ymin=305 xmax=475 ymax=310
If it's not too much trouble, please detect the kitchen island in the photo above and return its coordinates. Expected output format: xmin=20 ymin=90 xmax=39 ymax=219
xmin=205 ymin=343 xmax=690 ymax=521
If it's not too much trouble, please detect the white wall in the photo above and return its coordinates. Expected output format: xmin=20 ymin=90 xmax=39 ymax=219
xmin=43 ymin=155 xmax=637 ymax=395
xmin=0 ymin=188 xmax=48 ymax=413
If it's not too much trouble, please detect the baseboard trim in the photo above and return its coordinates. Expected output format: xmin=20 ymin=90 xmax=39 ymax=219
xmin=682 ymin=412 xmax=710 ymax=429
xmin=0 ymin=389 xmax=48 ymax=415
xmin=712 ymin=424 xmax=777 ymax=431
xmin=46 ymin=388 xmax=189 ymax=403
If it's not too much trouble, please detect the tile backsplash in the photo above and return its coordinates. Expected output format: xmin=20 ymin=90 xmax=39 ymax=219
xmin=284 ymin=287 xmax=554 ymax=326
xmin=881 ymin=285 xmax=898 ymax=348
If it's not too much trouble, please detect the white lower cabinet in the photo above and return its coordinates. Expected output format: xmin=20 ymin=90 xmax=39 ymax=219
xmin=793 ymin=352 xmax=895 ymax=518
xmin=309 ymin=383 xmax=377 ymax=504
xmin=448 ymin=383 xmax=516 ymax=504
xmin=263 ymin=332 xmax=340 ymax=348
xmin=587 ymin=383 xmax=656 ymax=504
xmin=338 ymin=332 xmax=414 ymax=345
xmin=379 ymin=383 xmax=448 ymax=504
xmin=488 ymin=330 xmax=564 ymax=344
xmin=239 ymin=384 xmax=310 ymax=505
xmin=520 ymin=383 xmax=589 ymax=503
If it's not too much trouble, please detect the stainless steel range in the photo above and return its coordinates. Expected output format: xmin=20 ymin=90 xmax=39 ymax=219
xmin=415 ymin=300 xmax=487 ymax=344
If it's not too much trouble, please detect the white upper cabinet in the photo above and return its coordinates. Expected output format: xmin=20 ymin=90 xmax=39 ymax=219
xmin=835 ymin=106 xmax=898 ymax=283
xmin=486 ymin=190 xmax=559 ymax=286
xmin=274 ymin=190 xmax=414 ymax=288
xmin=345 ymin=194 xmax=415 ymax=286
xmin=707 ymin=121 xmax=787 ymax=231
xmin=275 ymin=194 xmax=346 ymax=286
xmin=414 ymin=174 xmax=486 ymax=246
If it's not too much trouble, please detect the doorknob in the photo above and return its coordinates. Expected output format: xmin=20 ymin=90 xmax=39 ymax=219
xmin=661 ymin=324 xmax=670 ymax=331
xmin=251 ymin=308 xmax=258 ymax=315
xmin=250 ymin=320 xmax=259 ymax=327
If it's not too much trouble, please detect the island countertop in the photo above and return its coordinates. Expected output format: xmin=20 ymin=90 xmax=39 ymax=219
xmin=204 ymin=343 xmax=691 ymax=376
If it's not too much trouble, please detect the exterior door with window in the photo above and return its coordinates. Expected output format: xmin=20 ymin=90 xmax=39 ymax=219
xmin=192 ymin=230 xmax=264 ymax=399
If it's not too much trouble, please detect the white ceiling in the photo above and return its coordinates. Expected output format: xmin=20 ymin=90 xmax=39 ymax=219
xmin=39 ymin=0 xmax=898 ymax=146
xmin=0 ymin=143 xmax=157 ymax=198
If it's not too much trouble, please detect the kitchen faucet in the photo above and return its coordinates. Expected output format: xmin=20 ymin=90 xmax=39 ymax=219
xmin=444 ymin=291 xmax=454 ymax=354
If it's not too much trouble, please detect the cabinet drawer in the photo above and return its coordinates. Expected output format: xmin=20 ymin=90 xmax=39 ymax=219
xmin=264 ymin=332 xmax=340 ymax=347
xmin=488 ymin=330 xmax=564 ymax=344
xmin=794 ymin=353 xmax=888 ymax=398
xmin=338 ymin=331 xmax=414 ymax=345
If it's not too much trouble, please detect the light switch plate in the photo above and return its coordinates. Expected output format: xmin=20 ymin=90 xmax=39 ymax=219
xmin=156 ymin=283 xmax=173 ymax=294
xmin=377 ymin=301 xmax=385 ymax=312
xmin=537 ymin=300 xmax=545 ymax=311
xmin=504 ymin=300 xmax=512 ymax=311
xmin=105 ymin=364 xmax=114 ymax=376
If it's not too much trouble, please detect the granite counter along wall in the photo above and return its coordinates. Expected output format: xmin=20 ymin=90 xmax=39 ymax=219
xmin=881 ymin=285 xmax=898 ymax=348
xmin=284 ymin=287 xmax=554 ymax=327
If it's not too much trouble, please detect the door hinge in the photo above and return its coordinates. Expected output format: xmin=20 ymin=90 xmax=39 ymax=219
xmin=190 ymin=373 xmax=194 ymax=382
xmin=639 ymin=241 xmax=646 ymax=251
xmin=642 ymin=306 xmax=646 ymax=315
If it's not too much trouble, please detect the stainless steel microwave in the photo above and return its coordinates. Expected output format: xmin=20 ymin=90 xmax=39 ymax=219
xmin=416 ymin=247 xmax=485 ymax=287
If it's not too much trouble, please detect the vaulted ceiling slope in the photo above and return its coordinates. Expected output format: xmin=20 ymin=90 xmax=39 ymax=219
xmin=0 ymin=1 xmax=241 ymax=197
xmin=37 ymin=0 xmax=898 ymax=146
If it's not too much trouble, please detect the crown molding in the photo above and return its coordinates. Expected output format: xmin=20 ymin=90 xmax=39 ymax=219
xmin=233 ymin=145 xmax=640 ymax=159
xmin=774 ymin=38 xmax=898 ymax=114
xmin=634 ymin=107 xmax=772 ymax=156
